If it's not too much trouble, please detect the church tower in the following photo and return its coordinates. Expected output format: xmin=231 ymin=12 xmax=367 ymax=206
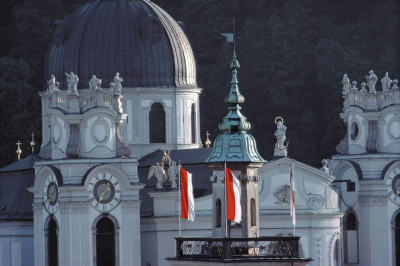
xmin=43 ymin=0 xmax=202 ymax=159
xmin=206 ymin=52 xmax=265 ymax=238
xmin=29 ymin=0 xmax=202 ymax=265
xmin=330 ymin=71 xmax=400 ymax=266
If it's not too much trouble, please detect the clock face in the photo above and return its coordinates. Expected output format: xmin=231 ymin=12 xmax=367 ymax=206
xmin=386 ymin=167 xmax=400 ymax=204
xmin=87 ymin=172 xmax=121 ymax=212
xmin=43 ymin=174 xmax=59 ymax=214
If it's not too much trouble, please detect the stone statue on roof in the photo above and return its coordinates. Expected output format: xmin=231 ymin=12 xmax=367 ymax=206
xmin=320 ymin=159 xmax=329 ymax=174
xmin=274 ymin=117 xmax=288 ymax=157
xmin=65 ymin=72 xmax=79 ymax=95
xmin=167 ymin=161 xmax=178 ymax=188
xmin=366 ymin=70 xmax=377 ymax=93
xmin=360 ymin=82 xmax=367 ymax=93
xmin=47 ymin=74 xmax=56 ymax=93
xmin=342 ymin=74 xmax=350 ymax=95
xmin=89 ymin=75 xmax=102 ymax=91
xmin=113 ymin=72 xmax=123 ymax=95
xmin=381 ymin=72 xmax=392 ymax=91
xmin=148 ymin=162 xmax=165 ymax=189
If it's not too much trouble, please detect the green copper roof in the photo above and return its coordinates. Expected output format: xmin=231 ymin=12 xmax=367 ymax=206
xmin=206 ymin=53 xmax=265 ymax=163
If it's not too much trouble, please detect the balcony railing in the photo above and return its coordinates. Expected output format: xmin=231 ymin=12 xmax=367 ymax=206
xmin=175 ymin=236 xmax=300 ymax=259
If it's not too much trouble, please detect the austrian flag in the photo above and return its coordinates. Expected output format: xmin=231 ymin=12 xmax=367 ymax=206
xmin=180 ymin=167 xmax=195 ymax=222
xmin=226 ymin=168 xmax=242 ymax=223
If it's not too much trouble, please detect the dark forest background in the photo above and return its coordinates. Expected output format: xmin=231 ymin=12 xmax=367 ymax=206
xmin=0 ymin=0 xmax=399 ymax=168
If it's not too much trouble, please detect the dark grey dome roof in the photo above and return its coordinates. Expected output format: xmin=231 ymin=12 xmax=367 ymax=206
xmin=45 ymin=0 xmax=197 ymax=90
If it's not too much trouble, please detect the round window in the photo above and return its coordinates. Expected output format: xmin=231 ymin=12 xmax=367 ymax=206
xmin=350 ymin=122 xmax=359 ymax=140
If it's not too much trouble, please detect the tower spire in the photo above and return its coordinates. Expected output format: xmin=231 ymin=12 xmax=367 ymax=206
xmin=206 ymin=50 xmax=264 ymax=163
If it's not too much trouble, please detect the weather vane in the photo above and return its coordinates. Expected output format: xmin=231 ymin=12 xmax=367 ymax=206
xmin=220 ymin=16 xmax=239 ymax=52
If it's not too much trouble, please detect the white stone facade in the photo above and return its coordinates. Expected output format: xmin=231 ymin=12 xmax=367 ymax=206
xmin=140 ymin=158 xmax=342 ymax=266
xmin=331 ymin=72 xmax=400 ymax=266
xmin=120 ymin=87 xmax=202 ymax=159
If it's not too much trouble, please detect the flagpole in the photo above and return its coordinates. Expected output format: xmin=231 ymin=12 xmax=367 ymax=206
xmin=178 ymin=161 xmax=181 ymax=237
xmin=224 ymin=160 xmax=228 ymax=238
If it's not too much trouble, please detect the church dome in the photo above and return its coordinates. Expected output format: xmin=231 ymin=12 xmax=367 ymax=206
xmin=45 ymin=0 xmax=197 ymax=90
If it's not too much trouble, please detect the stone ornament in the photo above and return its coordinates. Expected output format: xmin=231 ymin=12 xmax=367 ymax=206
xmin=89 ymin=75 xmax=102 ymax=91
xmin=148 ymin=151 xmax=178 ymax=189
xmin=274 ymin=117 xmax=288 ymax=157
xmin=342 ymin=74 xmax=350 ymax=95
xmin=320 ymin=159 xmax=329 ymax=174
xmin=113 ymin=72 xmax=123 ymax=95
xmin=350 ymin=81 xmax=357 ymax=91
xmin=274 ymin=185 xmax=290 ymax=204
xmin=366 ymin=70 xmax=377 ymax=93
xmin=360 ymin=82 xmax=367 ymax=93
xmin=65 ymin=72 xmax=79 ymax=95
xmin=381 ymin=72 xmax=392 ymax=91
xmin=392 ymin=79 xmax=399 ymax=90
xmin=148 ymin=162 xmax=165 ymax=189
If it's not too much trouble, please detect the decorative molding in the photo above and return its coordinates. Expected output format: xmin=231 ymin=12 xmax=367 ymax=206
xmin=328 ymin=231 xmax=341 ymax=266
xmin=274 ymin=185 xmax=290 ymax=205
xmin=32 ymin=203 xmax=44 ymax=212
xmin=120 ymin=200 xmax=141 ymax=212
xmin=308 ymin=195 xmax=324 ymax=209
xmin=359 ymin=195 xmax=387 ymax=207
xmin=59 ymin=201 xmax=88 ymax=214
xmin=315 ymin=235 xmax=322 ymax=266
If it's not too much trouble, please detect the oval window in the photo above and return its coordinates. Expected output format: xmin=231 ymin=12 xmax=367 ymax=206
xmin=351 ymin=122 xmax=359 ymax=140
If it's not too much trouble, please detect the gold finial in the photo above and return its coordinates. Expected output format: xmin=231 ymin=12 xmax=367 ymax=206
xmin=16 ymin=141 xmax=22 ymax=160
xmin=30 ymin=132 xmax=35 ymax=154
xmin=205 ymin=131 xmax=211 ymax=148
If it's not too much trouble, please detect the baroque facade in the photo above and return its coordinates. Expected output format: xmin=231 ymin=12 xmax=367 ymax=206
xmin=0 ymin=0 xmax=399 ymax=266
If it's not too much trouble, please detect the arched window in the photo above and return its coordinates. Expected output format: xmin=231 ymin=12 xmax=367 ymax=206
xmin=93 ymin=216 xmax=119 ymax=266
xmin=149 ymin=102 xmax=165 ymax=143
xmin=215 ymin=199 xmax=221 ymax=227
xmin=343 ymin=210 xmax=358 ymax=264
xmin=46 ymin=217 xmax=58 ymax=266
xmin=191 ymin=104 xmax=196 ymax=144
xmin=250 ymin=198 xmax=256 ymax=226
xmin=395 ymin=213 xmax=400 ymax=265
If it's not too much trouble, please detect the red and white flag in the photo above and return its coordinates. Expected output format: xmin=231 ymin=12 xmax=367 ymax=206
xmin=226 ymin=168 xmax=241 ymax=223
xmin=180 ymin=167 xmax=195 ymax=222
xmin=290 ymin=163 xmax=296 ymax=226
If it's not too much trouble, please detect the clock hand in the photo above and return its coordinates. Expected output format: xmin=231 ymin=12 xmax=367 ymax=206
xmin=99 ymin=183 xmax=111 ymax=202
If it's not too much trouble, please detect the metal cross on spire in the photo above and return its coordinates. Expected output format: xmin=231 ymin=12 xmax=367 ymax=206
xmin=30 ymin=132 xmax=35 ymax=154
xmin=16 ymin=141 xmax=22 ymax=160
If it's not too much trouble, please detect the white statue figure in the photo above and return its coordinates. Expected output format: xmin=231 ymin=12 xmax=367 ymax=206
xmin=350 ymin=81 xmax=358 ymax=91
xmin=320 ymin=159 xmax=329 ymax=174
xmin=47 ymin=74 xmax=56 ymax=93
xmin=113 ymin=72 xmax=123 ymax=95
xmin=65 ymin=72 xmax=79 ymax=95
xmin=360 ymin=82 xmax=367 ymax=93
xmin=148 ymin=162 xmax=165 ymax=189
xmin=274 ymin=117 xmax=288 ymax=157
xmin=342 ymin=74 xmax=350 ymax=95
xmin=89 ymin=75 xmax=102 ymax=91
xmin=167 ymin=161 xmax=179 ymax=188
xmin=366 ymin=70 xmax=377 ymax=93
xmin=392 ymin=79 xmax=399 ymax=90
xmin=381 ymin=72 xmax=392 ymax=91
